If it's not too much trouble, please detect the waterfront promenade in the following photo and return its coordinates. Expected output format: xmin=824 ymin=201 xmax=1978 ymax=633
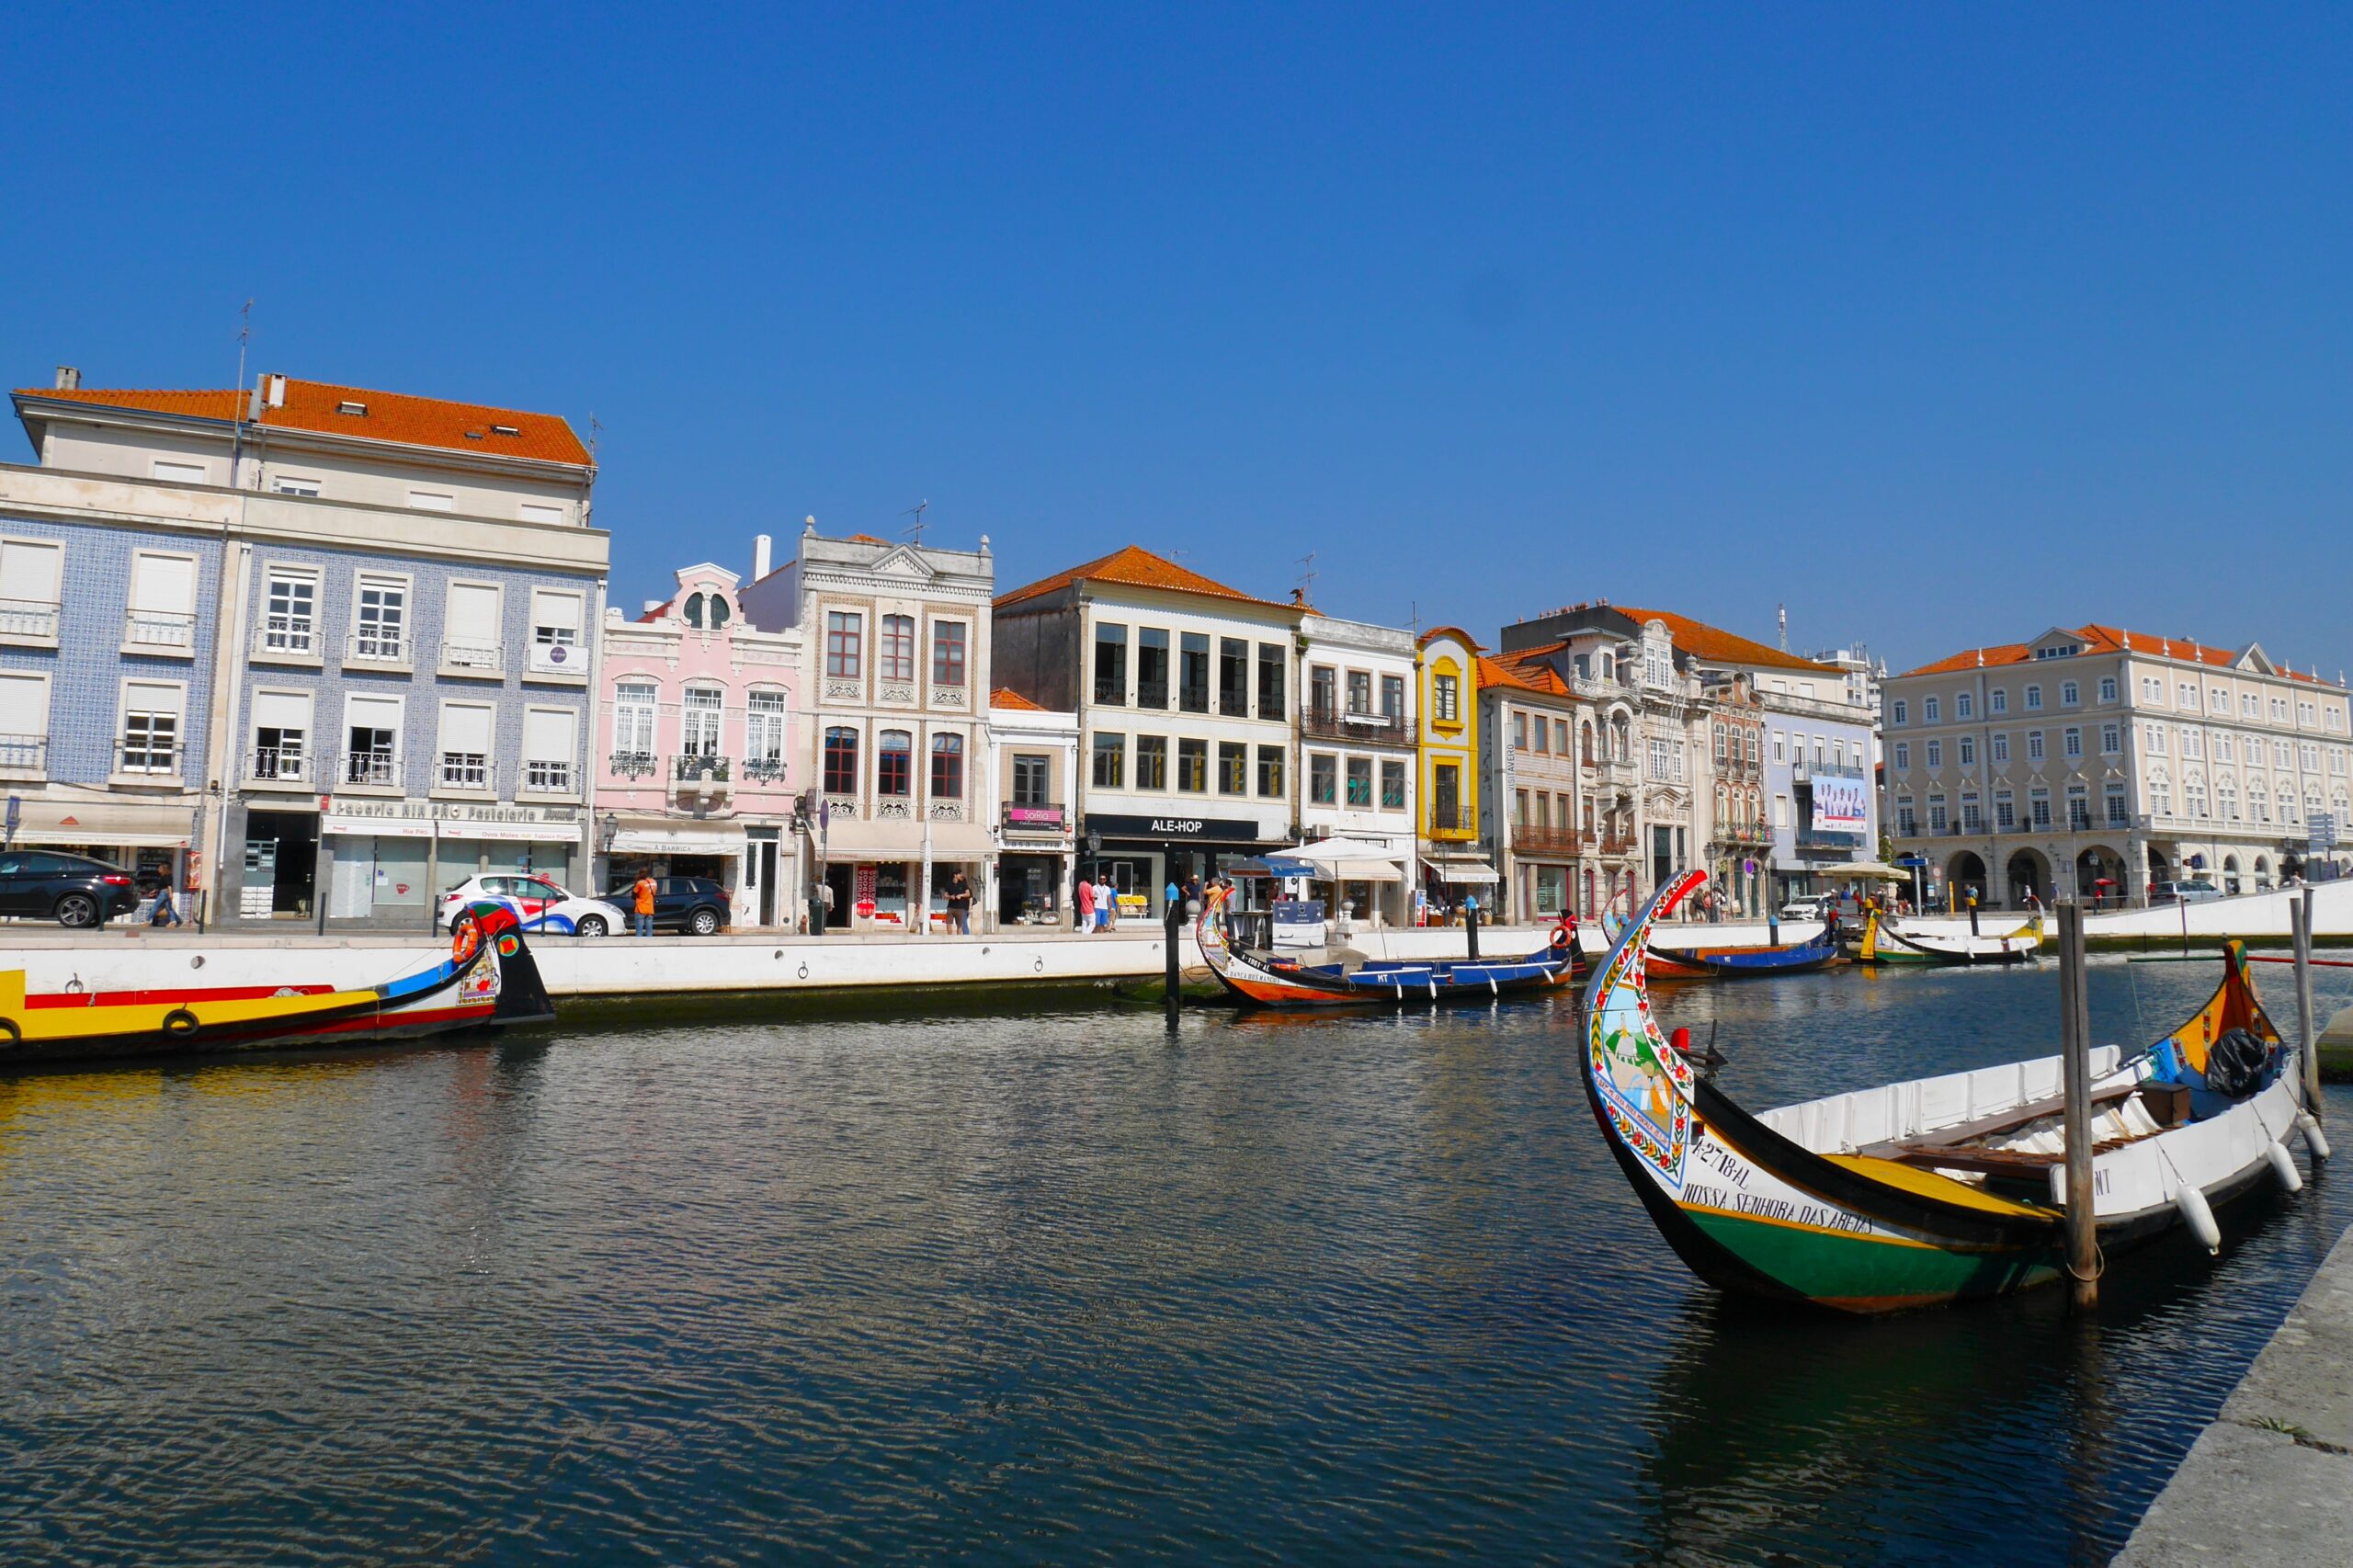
xmin=2116 ymin=1224 xmax=2353 ymax=1565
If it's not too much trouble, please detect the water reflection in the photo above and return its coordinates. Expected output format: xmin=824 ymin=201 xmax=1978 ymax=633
xmin=0 ymin=957 xmax=2344 ymax=1565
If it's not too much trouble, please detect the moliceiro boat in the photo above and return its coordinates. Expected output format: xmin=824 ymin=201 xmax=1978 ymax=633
xmin=1653 ymin=921 xmax=1844 ymax=980
xmin=1582 ymin=869 xmax=2325 ymax=1313
xmin=0 ymin=901 xmax=552 ymax=1064
xmin=1196 ymin=883 xmax=1581 ymax=1007
xmin=1859 ymin=906 xmax=2041 ymax=966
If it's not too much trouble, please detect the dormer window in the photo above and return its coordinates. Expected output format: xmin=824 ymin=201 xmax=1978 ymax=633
xmin=336 ymin=400 xmax=368 ymax=417
xmin=682 ymin=591 xmax=732 ymax=631
xmin=491 ymin=424 xmax=521 ymax=437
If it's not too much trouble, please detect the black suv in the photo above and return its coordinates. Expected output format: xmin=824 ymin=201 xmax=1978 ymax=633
xmin=0 ymin=850 xmax=141 ymax=926
xmin=605 ymin=875 xmax=733 ymax=936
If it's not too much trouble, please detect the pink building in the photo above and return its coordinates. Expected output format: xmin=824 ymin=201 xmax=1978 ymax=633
xmin=595 ymin=561 xmax=804 ymax=927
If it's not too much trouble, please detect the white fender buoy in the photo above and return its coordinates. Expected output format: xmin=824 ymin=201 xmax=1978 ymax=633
xmin=2298 ymin=1112 xmax=2332 ymax=1163
xmin=2266 ymin=1140 xmax=2304 ymax=1193
xmin=2176 ymin=1183 xmax=2222 ymax=1255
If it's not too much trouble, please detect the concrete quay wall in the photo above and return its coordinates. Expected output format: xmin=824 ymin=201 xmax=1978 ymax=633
xmin=2115 ymin=1223 xmax=2353 ymax=1565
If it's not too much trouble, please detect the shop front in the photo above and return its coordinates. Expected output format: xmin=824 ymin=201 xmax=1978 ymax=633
xmin=608 ymin=822 xmax=746 ymax=915
xmin=996 ymin=803 xmax=1072 ymax=926
xmin=1081 ymin=812 xmax=1290 ymax=922
xmin=818 ymin=815 xmax=995 ymax=933
xmin=5 ymin=798 xmax=199 ymax=918
xmin=315 ymin=801 xmax=585 ymax=929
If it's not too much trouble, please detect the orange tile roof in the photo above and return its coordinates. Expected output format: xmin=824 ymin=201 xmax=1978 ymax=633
xmin=994 ymin=544 xmax=1291 ymax=611
xmin=1902 ymin=624 xmax=2329 ymax=683
xmin=21 ymin=377 xmax=591 ymax=466
xmin=1476 ymin=651 xmax=1569 ymax=697
xmin=1611 ymin=607 xmax=1842 ymax=674
xmin=989 ymin=686 xmax=1045 ymax=711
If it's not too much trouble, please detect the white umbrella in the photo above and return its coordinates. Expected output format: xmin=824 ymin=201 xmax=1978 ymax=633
xmin=1289 ymin=837 xmax=1407 ymax=882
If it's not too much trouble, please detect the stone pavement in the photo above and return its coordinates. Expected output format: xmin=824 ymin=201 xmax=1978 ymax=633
xmin=2115 ymin=1225 xmax=2353 ymax=1564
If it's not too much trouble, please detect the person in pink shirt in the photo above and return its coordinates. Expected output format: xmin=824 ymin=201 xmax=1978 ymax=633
xmin=1075 ymin=876 xmax=1096 ymax=933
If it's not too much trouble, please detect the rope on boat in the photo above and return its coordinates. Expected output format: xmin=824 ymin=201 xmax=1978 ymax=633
xmin=2063 ymin=1238 xmax=2107 ymax=1286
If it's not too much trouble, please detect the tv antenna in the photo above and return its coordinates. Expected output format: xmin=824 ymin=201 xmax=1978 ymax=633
xmin=587 ymin=412 xmax=604 ymax=463
xmin=1296 ymin=551 xmax=1317 ymax=602
xmin=900 ymin=499 xmax=929 ymax=540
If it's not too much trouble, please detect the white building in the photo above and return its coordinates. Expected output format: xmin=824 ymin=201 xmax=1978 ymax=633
xmin=740 ymin=523 xmax=995 ymax=933
xmin=1884 ymin=623 xmax=2353 ymax=907
xmin=992 ymin=545 xmax=1303 ymax=916
xmin=987 ymin=687 xmax=1081 ymax=927
xmin=1297 ymin=608 xmax=1418 ymax=924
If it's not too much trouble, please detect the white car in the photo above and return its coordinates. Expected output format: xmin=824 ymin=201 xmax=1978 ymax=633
xmin=1779 ymin=895 xmax=1836 ymax=922
xmin=437 ymin=873 xmax=628 ymax=937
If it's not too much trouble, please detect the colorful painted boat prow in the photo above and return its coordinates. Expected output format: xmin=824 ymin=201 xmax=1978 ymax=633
xmin=1577 ymin=869 xmax=2321 ymax=1313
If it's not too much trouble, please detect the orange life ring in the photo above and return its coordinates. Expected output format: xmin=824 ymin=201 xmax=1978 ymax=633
xmin=450 ymin=917 xmax=481 ymax=967
xmin=1549 ymin=922 xmax=1574 ymax=953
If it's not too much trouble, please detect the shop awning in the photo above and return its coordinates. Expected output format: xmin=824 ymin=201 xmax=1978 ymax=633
xmin=1817 ymin=860 xmax=1909 ymax=881
xmin=12 ymin=800 xmax=198 ymax=847
xmin=1233 ymin=856 xmax=1317 ymax=878
xmin=612 ymin=827 xmax=745 ymax=854
xmin=438 ymin=821 xmax=580 ymax=843
xmin=1426 ymin=858 xmax=1500 ymax=885
xmin=1289 ymin=836 xmax=1408 ymax=882
xmin=323 ymin=815 xmax=435 ymax=838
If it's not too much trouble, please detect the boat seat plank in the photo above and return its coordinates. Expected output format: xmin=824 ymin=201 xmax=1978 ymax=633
xmin=1854 ymin=1082 xmax=2139 ymax=1158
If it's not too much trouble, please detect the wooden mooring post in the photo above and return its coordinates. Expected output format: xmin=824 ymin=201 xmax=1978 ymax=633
xmin=2058 ymin=899 xmax=2099 ymax=1311
xmin=1164 ymin=898 xmax=1184 ymax=1026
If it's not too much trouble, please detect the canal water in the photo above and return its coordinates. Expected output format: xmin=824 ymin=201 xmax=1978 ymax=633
xmin=2 ymin=954 xmax=2348 ymax=1565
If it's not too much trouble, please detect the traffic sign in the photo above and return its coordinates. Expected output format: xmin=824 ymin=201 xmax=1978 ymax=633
xmin=2312 ymin=812 xmax=2338 ymax=853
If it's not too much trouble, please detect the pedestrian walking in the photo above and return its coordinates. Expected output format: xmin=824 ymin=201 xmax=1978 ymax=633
xmin=146 ymin=878 xmax=183 ymax=928
xmin=631 ymin=869 xmax=658 ymax=938
xmin=1076 ymin=876 xmax=1096 ymax=933
xmin=946 ymin=869 xmax=973 ymax=935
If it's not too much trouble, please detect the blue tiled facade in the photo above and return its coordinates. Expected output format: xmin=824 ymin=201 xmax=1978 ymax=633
xmin=0 ymin=510 xmax=222 ymax=799
xmin=220 ymin=542 xmax=605 ymax=925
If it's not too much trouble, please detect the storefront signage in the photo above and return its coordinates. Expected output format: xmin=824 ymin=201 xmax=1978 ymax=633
xmin=854 ymin=862 xmax=878 ymax=920
xmin=1004 ymin=804 xmax=1067 ymax=830
xmin=1809 ymin=768 xmax=1869 ymax=837
xmin=321 ymin=800 xmax=583 ymax=826
xmin=1085 ymin=812 xmax=1264 ymax=843
xmin=323 ymin=814 xmax=435 ymax=839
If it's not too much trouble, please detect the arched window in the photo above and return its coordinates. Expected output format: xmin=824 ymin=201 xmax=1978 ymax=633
xmin=823 ymin=727 xmax=859 ymax=794
xmin=931 ymin=733 xmax=965 ymax=799
xmin=745 ymin=688 xmax=789 ymax=767
xmin=612 ymin=679 xmax=657 ymax=762
xmin=1580 ymin=722 xmax=1595 ymax=765
xmin=682 ymin=591 xmax=731 ymax=630
xmin=877 ymin=730 xmax=913 ymax=796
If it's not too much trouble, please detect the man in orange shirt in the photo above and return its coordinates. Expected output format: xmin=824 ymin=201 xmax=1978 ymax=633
xmin=632 ymin=871 xmax=657 ymax=938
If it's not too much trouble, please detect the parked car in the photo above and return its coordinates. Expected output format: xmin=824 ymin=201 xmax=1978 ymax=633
xmin=604 ymin=874 xmax=733 ymax=936
xmin=0 ymin=850 xmax=141 ymax=927
xmin=436 ymin=873 xmax=628 ymax=937
xmin=1778 ymin=894 xmax=1836 ymax=922
xmin=2150 ymin=880 xmax=2224 ymax=905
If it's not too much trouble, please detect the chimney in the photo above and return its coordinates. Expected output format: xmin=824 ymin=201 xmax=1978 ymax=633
xmin=53 ymin=366 xmax=79 ymax=391
xmin=754 ymin=533 xmax=772 ymax=580
xmin=267 ymin=373 xmax=287 ymax=408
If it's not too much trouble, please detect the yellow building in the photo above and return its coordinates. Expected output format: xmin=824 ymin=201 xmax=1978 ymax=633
xmin=1415 ymin=626 xmax=1498 ymax=910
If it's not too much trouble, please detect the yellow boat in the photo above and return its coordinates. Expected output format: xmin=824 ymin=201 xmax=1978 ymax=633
xmin=0 ymin=902 xmax=550 ymax=1063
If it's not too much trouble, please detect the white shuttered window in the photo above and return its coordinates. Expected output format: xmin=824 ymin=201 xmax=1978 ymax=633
xmin=444 ymin=583 xmax=502 ymax=669
xmin=0 ymin=539 xmax=63 ymax=639
xmin=438 ymin=701 xmax=494 ymax=790
xmin=522 ymin=709 xmax=577 ymax=793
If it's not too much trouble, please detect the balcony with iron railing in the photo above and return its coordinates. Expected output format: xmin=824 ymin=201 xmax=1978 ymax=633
xmin=672 ymin=753 xmax=732 ymax=801
xmin=1302 ymin=706 xmax=1417 ymax=747
xmin=346 ymin=628 xmax=411 ymax=667
xmin=608 ymin=750 xmax=658 ymax=781
xmin=123 ymin=608 xmax=198 ymax=655
xmin=521 ymin=759 xmax=576 ymax=796
xmin=0 ymin=597 xmax=61 ymax=643
xmin=0 ymin=733 xmax=47 ymax=777
xmin=1426 ymin=802 xmax=1475 ymax=835
xmin=248 ymin=744 xmax=311 ymax=786
xmin=741 ymin=754 xmax=790 ymax=785
xmin=1511 ymin=824 xmax=1583 ymax=857
xmin=438 ymin=752 xmax=490 ymax=791
xmin=441 ymin=639 xmax=506 ymax=677
xmin=339 ymin=750 xmax=403 ymax=788
xmin=252 ymin=619 xmax=321 ymax=661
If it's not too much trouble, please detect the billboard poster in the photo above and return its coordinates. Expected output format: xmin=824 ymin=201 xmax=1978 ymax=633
xmin=1810 ymin=769 xmax=1869 ymax=837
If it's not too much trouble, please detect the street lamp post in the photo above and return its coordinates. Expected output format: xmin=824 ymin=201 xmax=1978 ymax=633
xmin=598 ymin=812 xmax=619 ymax=890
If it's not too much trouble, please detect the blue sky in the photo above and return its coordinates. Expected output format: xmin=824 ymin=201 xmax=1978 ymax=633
xmin=6 ymin=4 xmax=2348 ymax=676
